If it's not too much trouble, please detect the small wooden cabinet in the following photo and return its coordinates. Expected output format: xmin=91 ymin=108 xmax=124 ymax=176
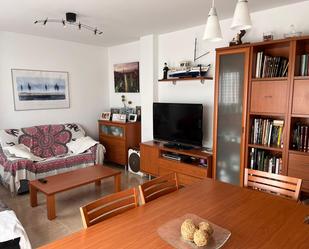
xmin=140 ymin=141 xmax=212 ymax=186
xmin=98 ymin=120 xmax=141 ymax=166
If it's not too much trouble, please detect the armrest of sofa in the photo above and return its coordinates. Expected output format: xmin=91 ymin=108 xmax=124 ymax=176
xmin=0 ymin=146 xmax=8 ymax=165
xmin=90 ymin=143 xmax=105 ymax=164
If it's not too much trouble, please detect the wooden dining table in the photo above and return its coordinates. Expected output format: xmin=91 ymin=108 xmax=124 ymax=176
xmin=39 ymin=178 xmax=309 ymax=249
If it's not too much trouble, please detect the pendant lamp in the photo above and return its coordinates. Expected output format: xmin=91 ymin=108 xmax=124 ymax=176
xmin=231 ymin=0 xmax=252 ymax=30
xmin=203 ymin=0 xmax=222 ymax=41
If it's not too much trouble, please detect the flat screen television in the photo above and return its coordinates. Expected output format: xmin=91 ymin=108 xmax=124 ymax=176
xmin=153 ymin=103 xmax=203 ymax=147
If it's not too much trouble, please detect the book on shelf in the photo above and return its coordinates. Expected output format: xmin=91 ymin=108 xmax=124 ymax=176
xmin=250 ymin=118 xmax=284 ymax=148
xmin=255 ymin=51 xmax=288 ymax=78
xmin=299 ymin=54 xmax=309 ymax=76
xmin=249 ymin=148 xmax=282 ymax=174
xmin=292 ymin=123 xmax=309 ymax=152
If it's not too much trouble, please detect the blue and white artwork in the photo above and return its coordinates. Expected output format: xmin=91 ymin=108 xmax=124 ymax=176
xmin=12 ymin=69 xmax=70 ymax=110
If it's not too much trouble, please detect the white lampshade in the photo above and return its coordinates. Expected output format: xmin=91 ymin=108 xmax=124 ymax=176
xmin=231 ymin=0 xmax=252 ymax=30
xmin=203 ymin=6 xmax=222 ymax=42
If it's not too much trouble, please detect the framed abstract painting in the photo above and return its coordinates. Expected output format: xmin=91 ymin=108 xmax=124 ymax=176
xmin=11 ymin=69 xmax=70 ymax=111
xmin=114 ymin=62 xmax=139 ymax=93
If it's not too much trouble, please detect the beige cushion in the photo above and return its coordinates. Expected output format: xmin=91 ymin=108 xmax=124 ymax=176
xmin=67 ymin=136 xmax=98 ymax=155
xmin=3 ymin=144 xmax=43 ymax=161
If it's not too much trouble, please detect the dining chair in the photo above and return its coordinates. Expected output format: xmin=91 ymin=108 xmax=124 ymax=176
xmin=139 ymin=173 xmax=179 ymax=205
xmin=80 ymin=187 xmax=138 ymax=228
xmin=244 ymin=168 xmax=302 ymax=201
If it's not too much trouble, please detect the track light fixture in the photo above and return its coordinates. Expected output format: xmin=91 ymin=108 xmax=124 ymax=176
xmin=34 ymin=12 xmax=103 ymax=35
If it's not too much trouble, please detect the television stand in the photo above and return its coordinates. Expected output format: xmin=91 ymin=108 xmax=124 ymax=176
xmin=140 ymin=141 xmax=212 ymax=186
xmin=163 ymin=142 xmax=194 ymax=150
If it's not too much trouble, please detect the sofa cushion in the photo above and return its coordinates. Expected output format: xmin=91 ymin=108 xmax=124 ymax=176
xmin=67 ymin=136 xmax=98 ymax=154
xmin=3 ymin=144 xmax=43 ymax=162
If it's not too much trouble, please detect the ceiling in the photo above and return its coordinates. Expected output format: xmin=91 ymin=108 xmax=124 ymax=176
xmin=0 ymin=0 xmax=305 ymax=47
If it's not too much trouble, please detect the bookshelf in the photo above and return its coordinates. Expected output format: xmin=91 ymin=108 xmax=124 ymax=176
xmin=247 ymin=36 xmax=309 ymax=193
xmin=214 ymin=36 xmax=309 ymax=193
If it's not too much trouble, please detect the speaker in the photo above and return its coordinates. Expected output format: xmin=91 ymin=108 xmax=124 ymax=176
xmin=128 ymin=148 xmax=144 ymax=176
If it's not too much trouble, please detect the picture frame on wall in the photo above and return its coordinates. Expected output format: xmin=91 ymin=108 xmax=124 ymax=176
xmin=101 ymin=112 xmax=111 ymax=121
xmin=114 ymin=62 xmax=139 ymax=93
xmin=11 ymin=69 xmax=70 ymax=111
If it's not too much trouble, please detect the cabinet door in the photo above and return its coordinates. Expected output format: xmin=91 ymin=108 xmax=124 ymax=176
xmin=288 ymin=153 xmax=309 ymax=192
xmin=101 ymin=137 xmax=126 ymax=165
xmin=292 ymin=79 xmax=309 ymax=115
xmin=140 ymin=144 xmax=159 ymax=176
xmin=99 ymin=123 xmax=125 ymax=140
xmin=251 ymin=80 xmax=288 ymax=114
xmin=213 ymin=48 xmax=250 ymax=186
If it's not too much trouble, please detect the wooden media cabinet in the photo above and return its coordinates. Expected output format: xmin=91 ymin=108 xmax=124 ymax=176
xmin=140 ymin=141 xmax=212 ymax=185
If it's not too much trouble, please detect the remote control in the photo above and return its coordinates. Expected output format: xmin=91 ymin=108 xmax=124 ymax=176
xmin=38 ymin=178 xmax=47 ymax=184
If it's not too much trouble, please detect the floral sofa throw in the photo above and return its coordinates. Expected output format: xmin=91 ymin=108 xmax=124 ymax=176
xmin=0 ymin=124 xmax=105 ymax=193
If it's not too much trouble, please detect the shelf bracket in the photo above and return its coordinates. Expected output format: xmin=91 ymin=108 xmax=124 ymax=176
xmin=172 ymin=80 xmax=177 ymax=85
xmin=200 ymin=79 xmax=205 ymax=84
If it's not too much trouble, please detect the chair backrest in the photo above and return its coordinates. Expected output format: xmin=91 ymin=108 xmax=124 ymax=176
xmin=139 ymin=173 xmax=179 ymax=205
xmin=244 ymin=168 xmax=302 ymax=201
xmin=80 ymin=188 xmax=138 ymax=228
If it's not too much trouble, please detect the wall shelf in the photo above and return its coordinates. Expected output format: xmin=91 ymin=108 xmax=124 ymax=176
xmin=158 ymin=76 xmax=213 ymax=85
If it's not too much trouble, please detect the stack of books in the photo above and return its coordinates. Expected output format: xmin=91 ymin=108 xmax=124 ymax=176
xmin=249 ymin=148 xmax=282 ymax=174
xmin=292 ymin=123 xmax=309 ymax=152
xmin=299 ymin=54 xmax=309 ymax=76
xmin=251 ymin=119 xmax=284 ymax=148
xmin=255 ymin=52 xmax=289 ymax=78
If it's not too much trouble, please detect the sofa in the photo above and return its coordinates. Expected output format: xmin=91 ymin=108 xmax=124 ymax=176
xmin=0 ymin=123 xmax=105 ymax=194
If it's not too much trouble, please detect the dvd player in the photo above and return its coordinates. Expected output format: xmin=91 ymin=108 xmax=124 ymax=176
xmin=162 ymin=153 xmax=182 ymax=161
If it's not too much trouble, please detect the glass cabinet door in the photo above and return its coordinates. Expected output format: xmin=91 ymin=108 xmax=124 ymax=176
xmin=100 ymin=124 xmax=124 ymax=138
xmin=215 ymin=49 xmax=249 ymax=186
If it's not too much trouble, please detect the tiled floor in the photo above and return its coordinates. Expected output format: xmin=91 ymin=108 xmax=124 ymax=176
xmin=0 ymin=164 xmax=148 ymax=248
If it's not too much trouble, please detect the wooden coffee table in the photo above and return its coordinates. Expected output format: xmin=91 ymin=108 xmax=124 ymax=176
xmin=29 ymin=165 xmax=121 ymax=220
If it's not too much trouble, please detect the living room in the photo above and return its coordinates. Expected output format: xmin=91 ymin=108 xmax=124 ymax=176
xmin=0 ymin=0 xmax=309 ymax=248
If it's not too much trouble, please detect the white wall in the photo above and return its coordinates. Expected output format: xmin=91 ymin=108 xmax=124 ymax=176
xmin=0 ymin=31 xmax=109 ymax=139
xmin=107 ymin=41 xmax=140 ymax=108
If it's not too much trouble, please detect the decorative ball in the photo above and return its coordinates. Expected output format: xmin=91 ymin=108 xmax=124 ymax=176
xmin=193 ymin=229 xmax=209 ymax=247
xmin=199 ymin=221 xmax=214 ymax=235
xmin=181 ymin=219 xmax=197 ymax=241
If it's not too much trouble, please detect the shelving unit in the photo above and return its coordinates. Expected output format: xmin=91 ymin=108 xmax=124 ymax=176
xmin=246 ymin=36 xmax=309 ymax=193
xmin=215 ymin=35 xmax=309 ymax=193
xmin=245 ymin=39 xmax=291 ymax=180
xmin=158 ymin=76 xmax=213 ymax=85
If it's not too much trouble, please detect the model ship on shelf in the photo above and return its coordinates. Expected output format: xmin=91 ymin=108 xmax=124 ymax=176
xmin=168 ymin=61 xmax=210 ymax=78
